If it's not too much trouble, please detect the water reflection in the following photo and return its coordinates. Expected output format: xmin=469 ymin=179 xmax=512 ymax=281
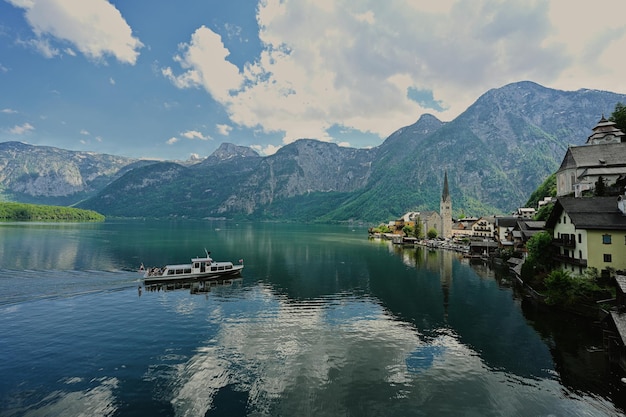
xmin=0 ymin=222 xmax=118 ymax=271
xmin=2 ymin=222 xmax=625 ymax=416
xmin=380 ymin=241 xmax=626 ymax=414
xmin=5 ymin=377 xmax=119 ymax=417
xmin=144 ymin=282 xmax=620 ymax=416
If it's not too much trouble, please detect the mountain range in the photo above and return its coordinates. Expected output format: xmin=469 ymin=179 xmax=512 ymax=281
xmin=2 ymin=81 xmax=625 ymax=222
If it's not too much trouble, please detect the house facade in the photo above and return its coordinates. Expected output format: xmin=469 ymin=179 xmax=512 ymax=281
xmin=546 ymin=196 xmax=626 ymax=276
xmin=471 ymin=217 xmax=495 ymax=239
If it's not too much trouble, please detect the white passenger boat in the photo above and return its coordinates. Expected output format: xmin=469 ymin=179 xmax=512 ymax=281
xmin=142 ymin=250 xmax=243 ymax=283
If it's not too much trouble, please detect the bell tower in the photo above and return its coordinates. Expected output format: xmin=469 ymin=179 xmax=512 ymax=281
xmin=440 ymin=171 xmax=452 ymax=239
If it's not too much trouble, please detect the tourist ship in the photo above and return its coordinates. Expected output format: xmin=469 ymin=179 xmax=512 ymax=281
xmin=141 ymin=250 xmax=243 ymax=283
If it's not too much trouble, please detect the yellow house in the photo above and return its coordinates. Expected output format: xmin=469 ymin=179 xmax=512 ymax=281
xmin=546 ymin=196 xmax=626 ymax=276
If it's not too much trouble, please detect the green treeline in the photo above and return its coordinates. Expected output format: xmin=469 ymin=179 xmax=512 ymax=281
xmin=0 ymin=202 xmax=105 ymax=222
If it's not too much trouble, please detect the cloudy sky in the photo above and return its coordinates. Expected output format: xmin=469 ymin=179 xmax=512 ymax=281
xmin=1 ymin=0 xmax=625 ymax=160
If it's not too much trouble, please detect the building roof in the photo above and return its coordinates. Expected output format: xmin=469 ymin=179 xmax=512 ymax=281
xmin=557 ymin=142 xmax=626 ymax=173
xmin=586 ymin=116 xmax=626 ymax=144
xmin=545 ymin=196 xmax=626 ymax=230
xmin=609 ymin=311 xmax=626 ymax=346
xmin=494 ymin=216 xmax=519 ymax=227
xmin=442 ymin=171 xmax=450 ymax=201
xmin=518 ymin=220 xmax=545 ymax=230
xmin=616 ymin=275 xmax=626 ymax=295
xmin=470 ymin=241 xmax=499 ymax=248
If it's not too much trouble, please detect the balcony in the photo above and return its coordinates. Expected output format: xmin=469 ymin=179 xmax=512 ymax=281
xmin=553 ymin=236 xmax=576 ymax=248
xmin=553 ymin=254 xmax=587 ymax=267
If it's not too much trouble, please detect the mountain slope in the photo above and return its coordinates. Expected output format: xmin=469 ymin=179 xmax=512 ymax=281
xmin=5 ymin=81 xmax=626 ymax=222
xmin=334 ymin=81 xmax=626 ymax=219
xmin=0 ymin=141 xmax=146 ymax=205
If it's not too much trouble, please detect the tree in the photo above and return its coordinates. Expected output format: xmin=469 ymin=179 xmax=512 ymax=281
xmin=526 ymin=231 xmax=553 ymax=273
xmin=534 ymin=203 xmax=554 ymax=221
xmin=609 ymin=102 xmax=626 ymax=133
xmin=427 ymin=228 xmax=438 ymax=239
xmin=544 ymin=269 xmax=574 ymax=306
xmin=594 ymin=175 xmax=606 ymax=196
xmin=414 ymin=216 xmax=423 ymax=239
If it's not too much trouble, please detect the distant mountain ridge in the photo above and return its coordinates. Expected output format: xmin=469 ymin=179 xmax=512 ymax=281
xmin=0 ymin=141 xmax=150 ymax=205
xmin=2 ymin=81 xmax=626 ymax=221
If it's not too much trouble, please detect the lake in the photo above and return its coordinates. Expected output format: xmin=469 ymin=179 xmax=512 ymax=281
xmin=1 ymin=220 xmax=625 ymax=416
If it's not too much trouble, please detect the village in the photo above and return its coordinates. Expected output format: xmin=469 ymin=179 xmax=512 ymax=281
xmin=369 ymin=115 xmax=626 ymax=376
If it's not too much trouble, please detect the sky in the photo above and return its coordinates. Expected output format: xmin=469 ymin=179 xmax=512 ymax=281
xmin=1 ymin=0 xmax=626 ymax=161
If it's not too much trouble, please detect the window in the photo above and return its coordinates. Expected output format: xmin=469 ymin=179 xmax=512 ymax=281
xmin=602 ymin=234 xmax=612 ymax=244
xmin=578 ymin=234 xmax=582 ymax=244
xmin=563 ymin=216 xmax=567 ymax=224
xmin=604 ymin=254 xmax=612 ymax=262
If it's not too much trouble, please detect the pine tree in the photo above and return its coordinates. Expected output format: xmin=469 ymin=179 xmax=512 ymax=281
xmin=609 ymin=102 xmax=626 ymax=133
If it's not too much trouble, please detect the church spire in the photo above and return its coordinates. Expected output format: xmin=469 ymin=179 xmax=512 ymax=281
xmin=440 ymin=170 xmax=452 ymax=239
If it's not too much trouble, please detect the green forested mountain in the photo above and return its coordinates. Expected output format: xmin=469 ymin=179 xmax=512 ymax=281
xmin=3 ymin=81 xmax=626 ymax=222
xmin=0 ymin=202 xmax=104 ymax=221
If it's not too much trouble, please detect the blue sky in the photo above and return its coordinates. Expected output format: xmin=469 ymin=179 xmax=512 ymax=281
xmin=1 ymin=0 xmax=626 ymax=161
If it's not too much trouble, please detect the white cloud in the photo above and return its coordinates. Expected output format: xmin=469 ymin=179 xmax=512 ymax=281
xmin=165 ymin=0 xmax=626 ymax=148
xmin=251 ymin=143 xmax=281 ymax=156
xmin=80 ymin=129 xmax=90 ymax=135
xmin=109 ymin=77 xmax=115 ymax=85
xmin=162 ymin=25 xmax=242 ymax=102
xmin=25 ymin=37 xmax=60 ymax=58
xmin=166 ymin=137 xmax=179 ymax=145
xmin=9 ymin=122 xmax=34 ymax=134
xmin=181 ymin=130 xmax=211 ymax=141
xmin=1 ymin=108 xmax=18 ymax=114
xmin=216 ymin=124 xmax=232 ymax=136
xmin=7 ymin=0 xmax=143 ymax=64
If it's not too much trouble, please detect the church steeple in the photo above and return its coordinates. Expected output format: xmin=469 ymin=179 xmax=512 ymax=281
xmin=440 ymin=171 xmax=452 ymax=239
xmin=442 ymin=171 xmax=450 ymax=201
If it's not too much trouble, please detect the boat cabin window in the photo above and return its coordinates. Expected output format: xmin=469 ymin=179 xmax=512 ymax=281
xmin=226 ymin=265 xmax=232 ymax=270
xmin=211 ymin=266 xmax=217 ymax=271
xmin=184 ymin=268 xmax=191 ymax=274
xmin=193 ymin=262 xmax=200 ymax=269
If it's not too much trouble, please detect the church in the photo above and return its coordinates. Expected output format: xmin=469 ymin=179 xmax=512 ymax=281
xmin=556 ymin=116 xmax=626 ymax=197
xmin=440 ymin=171 xmax=453 ymax=239
xmin=400 ymin=171 xmax=453 ymax=239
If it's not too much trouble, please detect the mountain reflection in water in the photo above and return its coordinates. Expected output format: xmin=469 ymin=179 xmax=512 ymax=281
xmin=0 ymin=221 xmax=624 ymax=416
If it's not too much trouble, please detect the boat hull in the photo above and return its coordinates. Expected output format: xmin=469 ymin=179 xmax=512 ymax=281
xmin=143 ymin=265 xmax=243 ymax=284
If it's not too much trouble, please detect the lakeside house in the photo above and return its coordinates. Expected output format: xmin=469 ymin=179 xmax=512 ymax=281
xmin=545 ymin=195 xmax=626 ymax=276
xmin=374 ymin=117 xmax=626 ymax=275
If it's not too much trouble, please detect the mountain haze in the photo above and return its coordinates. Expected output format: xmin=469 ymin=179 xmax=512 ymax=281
xmin=2 ymin=81 xmax=626 ymax=222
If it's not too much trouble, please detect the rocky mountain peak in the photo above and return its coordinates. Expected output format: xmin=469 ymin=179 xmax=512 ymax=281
xmin=210 ymin=143 xmax=259 ymax=160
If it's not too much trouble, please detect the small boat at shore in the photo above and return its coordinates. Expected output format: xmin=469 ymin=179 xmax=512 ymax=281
xmin=141 ymin=250 xmax=243 ymax=283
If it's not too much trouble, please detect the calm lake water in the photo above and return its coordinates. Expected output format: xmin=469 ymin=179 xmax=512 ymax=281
xmin=1 ymin=220 xmax=625 ymax=417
